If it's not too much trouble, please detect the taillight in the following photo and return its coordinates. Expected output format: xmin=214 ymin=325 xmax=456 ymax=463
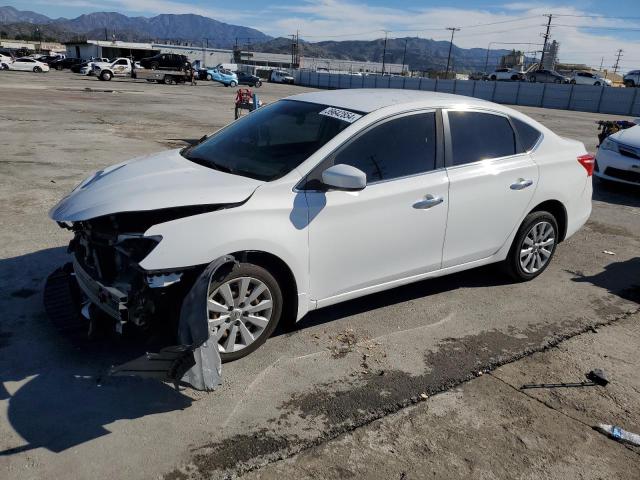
xmin=577 ymin=154 xmax=595 ymax=176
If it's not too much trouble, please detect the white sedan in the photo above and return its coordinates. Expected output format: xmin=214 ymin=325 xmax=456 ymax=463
xmin=488 ymin=68 xmax=525 ymax=81
xmin=49 ymin=90 xmax=593 ymax=362
xmin=3 ymin=57 xmax=49 ymax=73
xmin=595 ymin=125 xmax=640 ymax=186
xmin=569 ymin=71 xmax=611 ymax=86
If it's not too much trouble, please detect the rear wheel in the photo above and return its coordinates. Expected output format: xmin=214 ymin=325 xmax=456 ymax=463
xmin=505 ymin=211 xmax=558 ymax=281
xmin=206 ymin=73 xmax=212 ymax=80
xmin=625 ymin=80 xmax=635 ymax=88
xmin=570 ymin=79 xmax=576 ymax=84
xmin=490 ymin=75 xmax=497 ymax=81
xmin=594 ymin=81 xmax=601 ymax=86
xmin=164 ymin=76 xmax=175 ymax=85
xmin=530 ymin=75 xmax=537 ymax=83
xmin=207 ymin=263 xmax=282 ymax=362
xmin=230 ymin=80 xmax=237 ymax=87
xmin=56 ymin=64 xmax=63 ymax=70
xmin=255 ymin=80 xmax=262 ymax=88
xmin=100 ymin=71 xmax=112 ymax=81
xmin=150 ymin=62 xmax=159 ymax=70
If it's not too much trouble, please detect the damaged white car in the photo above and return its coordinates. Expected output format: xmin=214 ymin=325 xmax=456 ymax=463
xmin=49 ymin=89 xmax=593 ymax=387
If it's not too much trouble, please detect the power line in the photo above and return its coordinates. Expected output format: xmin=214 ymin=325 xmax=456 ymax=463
xmin=613 ymin=49 xmax=623 ymax=75
xmin=539 ymin=14 xmax=553 ymax=70
xmin=445 ymin=27 xmax=460 ymax=78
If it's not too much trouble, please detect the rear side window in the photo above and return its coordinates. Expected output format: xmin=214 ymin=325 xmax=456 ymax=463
xmin=332 ymin=112 xmax=437 ymax=183
xmin=511 ymin=117 xmax=542 ymax=152
xmin=447 ymin=111 xmax=516 ymax=166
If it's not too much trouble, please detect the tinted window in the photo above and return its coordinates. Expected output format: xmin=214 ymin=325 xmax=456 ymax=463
xmin=448 ymin=111 xmax=516 ymax=165
xmin=511 ymin=117 xmax=542 ymax=152
xmin=183 ymin=100 xmax=357 ymax=181
xmin=331 ymin=112 xmax=437 ymax=182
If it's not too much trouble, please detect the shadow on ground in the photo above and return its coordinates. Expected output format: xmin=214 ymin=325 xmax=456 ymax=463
xmin=276 ymin=263 xmax=512 ymax=335
xmin=0 ymin=247 xmax=191 ymax=455
xmin=593 ymin=179 xmax=640 ymax=208
xmin=569 ymin=257 xmax=640 ymax=305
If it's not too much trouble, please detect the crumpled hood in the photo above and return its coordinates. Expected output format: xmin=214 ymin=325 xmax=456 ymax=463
xmin=49 ymin=149 xmax=264 ymax=222
xmin=612 ymin=124 xmax=640 ymax=148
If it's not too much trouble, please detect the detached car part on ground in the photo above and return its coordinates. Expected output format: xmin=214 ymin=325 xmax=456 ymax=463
xmin=48 ymin=89 xmax=593 ymax=390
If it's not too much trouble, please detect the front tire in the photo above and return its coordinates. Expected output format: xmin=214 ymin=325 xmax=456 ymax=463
xmin=207 ymin=263 xmax=283 ymax=362
xmin=505 ymin=211 xmax=559 ymax=281
xmin=594 ymin=81 xmax=601 ymax=86
xmin=230 ymin=80 xmax=237 ymax=87
xmin=33 ymin=66 xmax=42 ymax=73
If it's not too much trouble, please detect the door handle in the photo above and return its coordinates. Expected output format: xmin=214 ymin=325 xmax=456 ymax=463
xmin=510 ymin=178 xmax=533 ymax=190
xmin=413 ymin=194 xmax=444 ymax=210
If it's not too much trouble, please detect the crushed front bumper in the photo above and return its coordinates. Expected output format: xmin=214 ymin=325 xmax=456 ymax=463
xmin=73 ymin=257 xmax=128 ymax=323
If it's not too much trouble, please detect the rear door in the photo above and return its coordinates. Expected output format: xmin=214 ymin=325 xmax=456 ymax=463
xmin=442 ymin=109 xmax=538 ymax=267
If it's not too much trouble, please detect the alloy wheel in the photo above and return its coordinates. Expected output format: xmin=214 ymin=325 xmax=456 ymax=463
xmin=519 ymin=221 xmax=555 ymax=274
xmin=207 ymin=276 xmax=273 ymax=354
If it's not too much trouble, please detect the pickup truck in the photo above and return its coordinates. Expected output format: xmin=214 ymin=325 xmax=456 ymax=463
xmin=95 ymin=58 xmax=188 ymax=84
xmin=94 ymin=57 xmax=136 ymax=80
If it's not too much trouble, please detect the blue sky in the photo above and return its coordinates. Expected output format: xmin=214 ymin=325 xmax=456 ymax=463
xmin=6 ymin=1 xmax=640 ymax=70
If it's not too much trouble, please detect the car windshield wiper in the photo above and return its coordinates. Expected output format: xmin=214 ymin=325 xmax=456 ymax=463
xmin=186 ymin=155 xmax=235 ymax=175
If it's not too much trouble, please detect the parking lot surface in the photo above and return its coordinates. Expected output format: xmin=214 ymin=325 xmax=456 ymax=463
xmin=1 ymin=71 xmax=639 ymax=479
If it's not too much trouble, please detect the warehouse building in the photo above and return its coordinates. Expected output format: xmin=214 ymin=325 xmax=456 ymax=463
xmin=63 ymin=39 xmax=405 ymax=73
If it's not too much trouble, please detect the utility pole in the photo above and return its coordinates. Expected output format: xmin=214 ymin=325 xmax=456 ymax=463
xmin=401 ymin=38 xmax=408 ymax=74
xmin=539 ymin=14 xmax=552 ymax=70
xmin=445 ymin=27 xmax=460 ymax=79
xmin=381 ymin=31 xmax=389 ymax=75
xmin=613 ymin=49 xmax=623 ymax=76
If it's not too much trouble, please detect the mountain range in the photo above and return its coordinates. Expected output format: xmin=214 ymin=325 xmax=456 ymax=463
xmin=0 ymin=5 xmax=515 ymax=72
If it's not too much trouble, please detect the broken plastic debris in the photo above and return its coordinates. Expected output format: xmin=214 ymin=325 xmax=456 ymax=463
xmin=595 ymin=424 xmax=640 ymax=447
xmin=602 ymin=250 xmax=616 ymax=255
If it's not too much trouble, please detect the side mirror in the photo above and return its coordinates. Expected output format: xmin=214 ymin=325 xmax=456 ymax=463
xmin=321 ymin=164 xmax=367 ymax=191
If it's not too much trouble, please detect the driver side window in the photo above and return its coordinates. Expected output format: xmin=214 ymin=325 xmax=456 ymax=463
xmin=333 ymin=112 xmax=437 ymax=183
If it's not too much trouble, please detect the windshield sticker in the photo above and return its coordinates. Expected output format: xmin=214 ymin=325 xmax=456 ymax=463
xmin=319 ymin=107 xmax=362 ymax=123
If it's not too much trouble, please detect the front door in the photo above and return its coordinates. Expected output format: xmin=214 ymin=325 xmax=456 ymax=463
xmin=304 ymin=111 xmax=449 ymax=304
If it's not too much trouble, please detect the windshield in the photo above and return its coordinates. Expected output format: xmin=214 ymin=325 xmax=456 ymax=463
xmin=182 ymin=100 xmax=362 ymax=181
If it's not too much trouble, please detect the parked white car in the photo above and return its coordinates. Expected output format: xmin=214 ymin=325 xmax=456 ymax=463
xmin=0 ymin=52 xmax=13 ymax=65
xmin=3 ymin=57 xmax=49 ymax=72
xmin=595 ymin=124 xmax=640 ymax=185
xmin=49 ymin=90 xmax=593 ymax=362
xmin=569 ymin=71 xmax=611 ymax=86
xmin=623 ymin=70 xmax=640 ymax=88
xmin=488 ymin=68 xmax=525 ymax=81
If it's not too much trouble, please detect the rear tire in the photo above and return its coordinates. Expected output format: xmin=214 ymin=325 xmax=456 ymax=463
xmin=100 ymin=71 xmax=112 ymax=81
xmin=504 ymin=211 xmax=559 ymax=281
xmin=490 ymin=75 xmax=497 ymax=81
xmin=207 ymin=263 xmax=283 ymax=362
xmin=594 ymin=81 xmax=601 ymax=86
xmin=570 ymin=79 xmax=576 ymax=84
xmin=230 ymin=80 xmax=237 ymax=87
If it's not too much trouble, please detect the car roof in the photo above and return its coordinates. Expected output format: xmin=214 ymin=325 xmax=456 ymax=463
xmin=287 ymin=88 xmax=498 ymax=114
